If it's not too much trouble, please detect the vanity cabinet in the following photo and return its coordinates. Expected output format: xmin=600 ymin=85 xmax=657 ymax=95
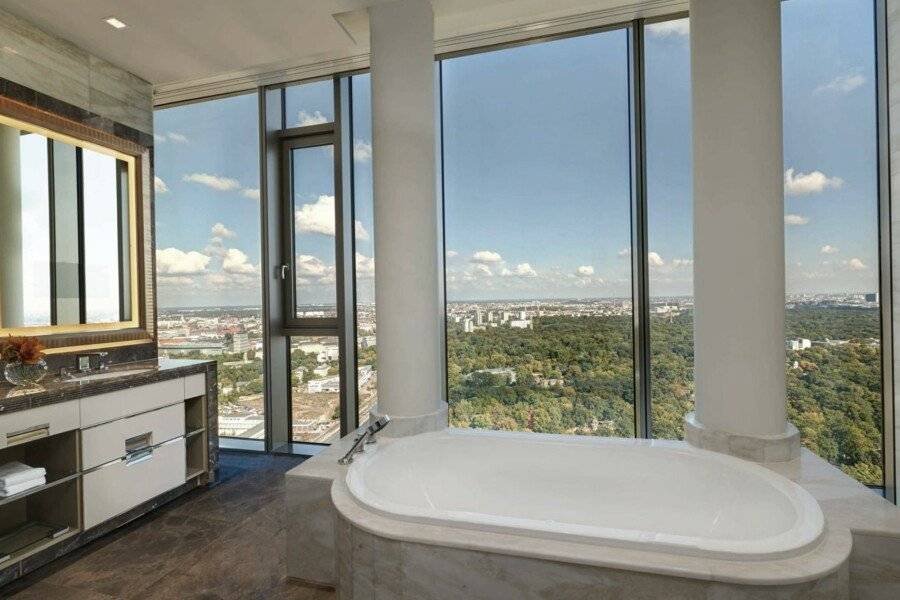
xmin=0 ymin=366 xmax=214 ymax=577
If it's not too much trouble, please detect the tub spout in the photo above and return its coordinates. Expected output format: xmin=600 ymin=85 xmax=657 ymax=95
xmin=339 ymin=416 xmax=391 ymax=465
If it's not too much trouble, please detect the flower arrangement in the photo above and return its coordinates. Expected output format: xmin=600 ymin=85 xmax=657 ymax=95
xmin=0 ymin=336 xmax=46 ymax=365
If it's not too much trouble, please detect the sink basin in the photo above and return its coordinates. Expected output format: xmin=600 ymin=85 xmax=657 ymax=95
xmin=65 ymin=368 xmax=156 ymax=383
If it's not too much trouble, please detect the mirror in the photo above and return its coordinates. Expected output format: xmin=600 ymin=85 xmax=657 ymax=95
xmin=0 ymin=114 xmax=137 ymax=332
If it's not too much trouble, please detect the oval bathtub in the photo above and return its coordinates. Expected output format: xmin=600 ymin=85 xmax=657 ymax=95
xmin=345 ymin=429 xmax=825 ymax=561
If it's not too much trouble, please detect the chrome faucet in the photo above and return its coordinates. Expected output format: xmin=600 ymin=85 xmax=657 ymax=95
xmin=338 ymin=416 xmax=391 ymax=465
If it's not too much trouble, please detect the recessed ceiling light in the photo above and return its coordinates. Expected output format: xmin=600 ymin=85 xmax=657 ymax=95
xmin=104 ymin=16 xmax=128 ymax=29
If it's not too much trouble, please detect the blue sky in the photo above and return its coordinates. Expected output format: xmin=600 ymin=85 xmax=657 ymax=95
xmin=154 ymin=0 xmax=878 ymax=308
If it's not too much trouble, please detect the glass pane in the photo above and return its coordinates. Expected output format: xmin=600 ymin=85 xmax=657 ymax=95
xmin=285 ymin=80 xmax=334 ymax=127
xmin=442 ymin=30 xmax=635 ymax=436
xmin=782 ymin=0 xmax=882 ymax=487
xmin=291 ymin=144 xmax=338 ymax=317
xmin=18 ymin=133 xmax=51 ymax=326
xmin=81 ymin=148 xmax=121 ymax=323
xmin=291 ymin=335 xmax=341 ymax=442
xmin=154 ymin=93 xmax=265 ymax=441
xmin=644 ymin=18 xmax=694 ymax=440
xmin=352 ymin=74 xmax=377 ymax=428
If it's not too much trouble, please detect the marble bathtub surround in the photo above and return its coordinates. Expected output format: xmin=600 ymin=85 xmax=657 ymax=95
xmin=285 ymin=428 xmax=900 ymax=598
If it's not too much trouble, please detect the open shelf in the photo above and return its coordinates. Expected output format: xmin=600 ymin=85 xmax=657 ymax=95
xmin=0 ymin=472 xmax=79 ymax=507
xmin=0 ymin=476 xmax=80 ymax=566
xmin=184 ymin=393 xmax=208 ymax=481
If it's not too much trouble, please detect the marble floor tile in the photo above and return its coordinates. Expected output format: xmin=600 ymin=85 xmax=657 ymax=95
xmin=1 ymin=452 xmax=329 ymax=600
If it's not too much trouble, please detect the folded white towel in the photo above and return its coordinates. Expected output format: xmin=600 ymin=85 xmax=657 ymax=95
xmin=0 ymin=461 xmax=46 ymax=487
xmin=0 ymin=476 xmax=46 ymax=497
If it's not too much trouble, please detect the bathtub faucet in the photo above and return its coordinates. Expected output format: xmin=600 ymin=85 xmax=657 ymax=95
xmin=338 ymin=416 xmax=391 ymax=465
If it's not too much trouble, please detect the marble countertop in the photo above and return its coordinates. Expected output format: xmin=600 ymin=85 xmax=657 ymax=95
xmin=0 ymin=357 xmax=215 ymax=415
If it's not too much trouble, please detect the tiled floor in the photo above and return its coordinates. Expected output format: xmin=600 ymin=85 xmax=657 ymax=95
xmin=2 ymin=452 xmax=337 ymax=600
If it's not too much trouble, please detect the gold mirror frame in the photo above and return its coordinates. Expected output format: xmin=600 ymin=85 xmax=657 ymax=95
xmin=0 ymin=96 xmax=154 ymax=354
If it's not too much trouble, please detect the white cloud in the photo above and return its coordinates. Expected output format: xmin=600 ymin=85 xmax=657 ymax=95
xmin=671 ymin=258 xmax=693 ymax=268
xmin=156 ymin=248 xmax=210 ymax=275
xmin=472 ymin=264 xmax=493 ymax=278
xmin=354 ymin=139 xmax=372 ymax=162
xmin=211 ymin=222 xmax=236 ymax=239
xmin=242 ymin=188 xmax=260 ymax=200
xmin=183 ymin=173 xmax=241 ymax=192
xmin=446 ymin=250 xmax=458 ymax=258
xmin=820 ymin=245 xmax=839 ymax=255
xmin=355 ymin=253 xmax=375 ymax=278
xmin=845 ymin=258 xmax=868 ymax=271
xmin=295 ymin=194 xmax=370 ymax=240
xmin=785 ymin=213 xmax=810 ymax=226
xmin=576 ymin=265 xmax=594 ymax=277
xmin=647 ymin=252 xmax=665 ymax=267
xmin=815 ymin=74 xmax=865 ymax=95
xmin=617 ymin=248 xmax=630 ymax=258
xmin=784 ymin=168 xmax=843 ymax=196
xmin=222 ymin=248 xmax=256 ymax=274
xmin=154 ymin=176 xmax=169 ymax=194
xmin=503 ymin=263 xmax=537 ymax=278
xmin=646 ymin=20 xmax=689 ymax=38
xmin=298 ymin=110 xmax=329 ymax=127
xmin=471 ymin=250 xmax=503 ymax=264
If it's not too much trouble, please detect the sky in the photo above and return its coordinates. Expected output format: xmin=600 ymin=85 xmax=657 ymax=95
xmin=153 ymin=0 xmax=879 ymax=308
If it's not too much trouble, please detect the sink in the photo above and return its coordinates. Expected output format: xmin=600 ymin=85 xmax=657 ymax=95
xmin=64 ymin=368 xmax=156 ymax=383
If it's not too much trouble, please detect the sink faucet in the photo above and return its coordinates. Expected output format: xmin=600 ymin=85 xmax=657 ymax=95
xmin=76 ymin=352 xmax=110 ymax=373
xmin=338 ymin=416 xmax=391 ymax=465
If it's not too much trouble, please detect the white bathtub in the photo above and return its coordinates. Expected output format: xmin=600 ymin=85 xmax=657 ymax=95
xmin=345 ymin=429 xmax=825 ymax=561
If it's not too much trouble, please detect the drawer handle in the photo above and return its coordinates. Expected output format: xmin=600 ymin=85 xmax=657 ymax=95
xmin=6 ymin=423 xmax=49 ymax=446
xmin=125 ymin=432 xmax=153 ymax=455
xmin=125 ymin=447 xmax=153 ymax=466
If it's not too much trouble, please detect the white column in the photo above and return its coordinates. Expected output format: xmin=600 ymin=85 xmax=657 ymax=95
xmin=0 ymin=125 xmax=24 ymax=328
xmin=369 ymin=0 xmax=447 ymax=436
xmin=686 ymin=0 xmax=799 ymax=462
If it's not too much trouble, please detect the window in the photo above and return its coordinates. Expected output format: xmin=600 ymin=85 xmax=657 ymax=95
xmin=18 ymin=133 xmax=51 ymax=326
xmin=350 ymin=74 xmax=378 ymax=428
xmin=154 ymin=93 xmax=265 ymax=441
xmin=290 ymin=335 xmax=341 ymax=442
xmin=441 ymin=30 xmax=635 ymax=436
xmin=644 ymin=18 xmax=694 ymax=440
xmin=782 ymin=0 xmax=882 ymax=487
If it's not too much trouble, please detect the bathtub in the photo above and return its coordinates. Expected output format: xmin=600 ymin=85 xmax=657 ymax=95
xmin=345 ymin=428 xmax=825 ymax=562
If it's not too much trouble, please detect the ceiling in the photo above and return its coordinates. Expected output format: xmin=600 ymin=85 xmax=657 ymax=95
xmin=0 ymin=0 xmax=636 ymax=86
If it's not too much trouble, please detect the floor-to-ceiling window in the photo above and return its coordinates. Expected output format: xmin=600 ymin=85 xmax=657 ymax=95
xmin=154 ymin=93 xmax=266 ymax=441
xmin=441 ymin=29 xmax=636 ymax=436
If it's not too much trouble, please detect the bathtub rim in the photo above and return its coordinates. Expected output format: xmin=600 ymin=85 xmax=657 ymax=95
xmin=346 ymin=429 xmax=826 ymax=562
xmin=331 ymin=432 xmax=852 ymax=587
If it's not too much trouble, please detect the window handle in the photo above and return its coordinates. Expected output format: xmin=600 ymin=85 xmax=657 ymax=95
xmin=279 ymin=264 xmax=289 ymax=280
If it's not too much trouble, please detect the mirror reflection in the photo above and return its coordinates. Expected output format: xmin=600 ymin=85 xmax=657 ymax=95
xmin=0 ymin=119 xmax=133 ymax=330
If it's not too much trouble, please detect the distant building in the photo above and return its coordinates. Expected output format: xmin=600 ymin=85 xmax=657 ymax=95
xmin=786 ymin=338 xmax=812 ymax=351
xmin=463 ymin=318 xmax=475 ymax=333
xmin=518 ymin=310 xmax=527 ymax=320
xmin=308 ymin=376 xmax=340 ymax=393
xmin=226 ymin=332 xmax=250 ymax=353
xmin=501 ymin=311 xmax=511 ymax=323
xmin=466 ymin=367 xmax=517 ymax=384
xmin=509 ymin=319 xmax=532 ymax=330
xmin=358 ymin=335 xmax=377 ymax=349
xmin=313 ymin=364 xmax=331 ymax=378
xmin=475 ymin=308 xmax=484 ymax=326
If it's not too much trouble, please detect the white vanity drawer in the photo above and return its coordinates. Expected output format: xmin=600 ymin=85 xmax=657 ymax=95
xmin=0 ymin=400 xmax=79 ymax=449
xmin=184 ymin=374 xmax=206 ymax=399
xmin=82 ymin=437 xmax=186 ymax=530
xmin=81 ymin=403 xmax=185 ymax=470
xmin=80 ymin=378 xmax=184 ymax=428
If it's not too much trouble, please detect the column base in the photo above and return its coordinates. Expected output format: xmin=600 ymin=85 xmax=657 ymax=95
xmin=369 ymin=403 xmax=449 ymax=438
xmin=683 ymin=412 xmax=801 ymax=463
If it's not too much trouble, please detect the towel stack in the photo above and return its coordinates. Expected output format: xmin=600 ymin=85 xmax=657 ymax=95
xmin=0 ymin=461 xmax=46 ymax=497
